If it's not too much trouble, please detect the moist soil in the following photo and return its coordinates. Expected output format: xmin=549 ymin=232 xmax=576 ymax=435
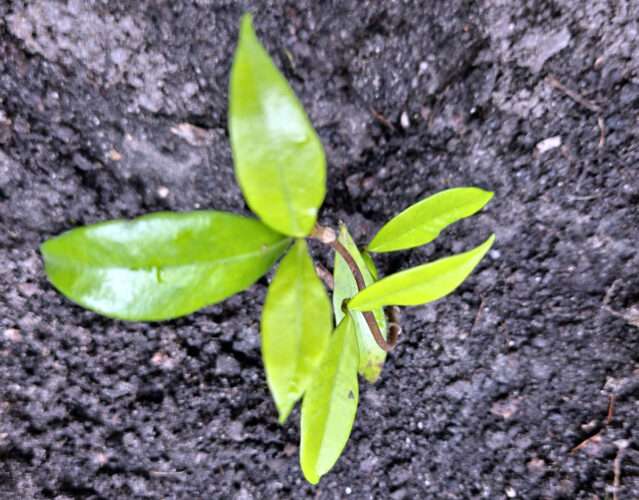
xmin=1 ymin=1 xmax=639 ymax=499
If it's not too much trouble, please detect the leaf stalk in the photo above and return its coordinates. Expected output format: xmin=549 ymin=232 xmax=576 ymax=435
xmin=310 ymin=224 xmax=399 ymax=352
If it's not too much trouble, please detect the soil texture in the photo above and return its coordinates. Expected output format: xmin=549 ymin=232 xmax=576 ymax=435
xmin=1 ymin=1 xmax=639 ymax=498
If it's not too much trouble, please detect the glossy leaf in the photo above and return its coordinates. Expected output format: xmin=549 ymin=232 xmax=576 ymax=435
xmin=229 ymin=14 xmax=326 ymax=237
xmin=333 ymin=224 xmax=387 ymax=383
xmin=367 ymin=187 xmax=493 ymax=253
xmin=41 ymin=211 xmax=290 ymax=321
xmin=300 ymin=315 xmax=359 ymax=485
xmin=350 ymin=234 xmax=495 ymax=311
xmin=261 ymin=239 xmax=332 ymax=423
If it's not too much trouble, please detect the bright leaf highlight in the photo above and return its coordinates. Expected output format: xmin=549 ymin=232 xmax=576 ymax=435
xmin=41 ymin=211 xmax=290 ymax=321
xmin=229 ymin=14 xmax=326 ymax=237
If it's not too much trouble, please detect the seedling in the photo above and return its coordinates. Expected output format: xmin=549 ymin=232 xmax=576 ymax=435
xmin=40 ymin=14 xmax=495 ymax=485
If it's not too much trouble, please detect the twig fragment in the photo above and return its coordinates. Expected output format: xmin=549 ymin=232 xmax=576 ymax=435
xmin=612 ymin=440 xmax=629 ymax=500
xmin=470 ymin=297 xmax=485 ymax=334
xmin=370 ymin=107 xmax=396 ymax=131
xmin=598 ymin=116 xmax=606 ymax=148
xmin=607 ymin=394 xmax=615 ymax=425
xmin=546 ymin=75 xmax=601 ymax=113
xmin=603 ymin=279 xmax=639 ymax=327
xmin=570 ymin=431 xmax=602 ymax=454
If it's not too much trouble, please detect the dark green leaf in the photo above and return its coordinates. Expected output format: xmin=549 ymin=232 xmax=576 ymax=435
xmin=300 ymin=315 xmax=359 ymax=485
xmin=332 ymin=224 xmax=387 ymax=383
xmin=367 ymin=187 xmax=493 ymax=253
xmin=350 ymin=235 xmax=495 ymax=310
xmin=229 ymin=14 xmax=326 ymax=237
xmin=261 ymin=239 xmax=332 ymax=423
xmin=41 ymin=211 xmax=290 ymax=321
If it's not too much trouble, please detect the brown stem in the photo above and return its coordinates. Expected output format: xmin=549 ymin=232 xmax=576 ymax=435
xmin=385 ymin=305 xmax=402 ymax=347
xmin=332 ymin=239 xmax=366 ymax=289
xmin=310 ymin=224 xmax=399 ymax=352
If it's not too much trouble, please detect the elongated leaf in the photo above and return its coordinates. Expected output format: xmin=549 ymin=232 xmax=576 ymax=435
xmin=261 ymin=239 xmax=332 ymax=423
xmin=367 ymin=187 xmax=493 ymax=253
xmin=229 ymin=14 xmax=326 ymax=237
xmin=350 ymin=235 xmax=495 ymax=311
xmin=300 ymin=315 xmax=359 ymax=485
xmin=333 ymin=224 xmax=387 ymax=383
xmin=41 ymin=211 xmax=290 ymax=321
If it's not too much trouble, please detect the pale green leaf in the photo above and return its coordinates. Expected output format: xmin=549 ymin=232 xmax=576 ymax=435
xmin=229 ymin=14 xmax=326 ymax=237
xmin=361 ymin=251 xmax=378 ymax=281
xmin=333 ymin=224 xmax=387 ymax=383
xmin=300 ymin=315 xmax=359 ymax=485
xmin=350 ymin=234 xmax=495 ymax=311
xmin=367 ymin=187 xmax=493 ymax=253
xmin=261 ymin=239 xmax=332 ymax=423
xmin=40 ymin=211 xmax=290 ymax=321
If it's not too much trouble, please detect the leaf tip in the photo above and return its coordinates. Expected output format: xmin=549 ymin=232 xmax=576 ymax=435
xmin=301 ymin=463 xmax=320 ymax=485
xmin=480 ymin=190 xmax=495 ymax=210
xmin=239 ymin=12 xmax=254 ymax=33
xmin=365 ymin=237 xmax=383 ymax=254
xmin=276 ymin=404 xmax=292 ymax=425
xmin=237 ymin=13 xmax=259 ymax=49
xmin=38 ymin=239 xmax=49 ymax=256
xmin=485 ymin=233 xmax=496 ymax=247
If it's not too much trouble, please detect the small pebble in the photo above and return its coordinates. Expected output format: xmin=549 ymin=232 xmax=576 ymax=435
xmin=151 ymin=351 xmax=176 ymax=370
xmin=216 ymin=355 xmax=241 ymax=376
xmin=535 ymin=136 xmax=561 ymax=154
xmin=400 ymin=111 xmax=410 ymax=129
xmin=3 ymin=328 xmax=22 ymax=343
xmin=108 ymin=149 xmax=122 ymax=161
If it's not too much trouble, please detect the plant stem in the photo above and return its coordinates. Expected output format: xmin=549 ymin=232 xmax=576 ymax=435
xmin=310 ymin=224 xmax=399 ymax=352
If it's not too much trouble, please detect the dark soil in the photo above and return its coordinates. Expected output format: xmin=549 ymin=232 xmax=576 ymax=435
xmin=1 ymin=1 xmax=639 ymax=498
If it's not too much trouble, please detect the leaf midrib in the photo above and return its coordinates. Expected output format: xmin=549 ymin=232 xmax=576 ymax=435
xmin=314 ymin=322 xmax=352 ymax=466
xmin=288 ymin=247 xmax=306 ymax=401
xmin=45 ymin=239 xmax=289 ymax=271
xmin=374 ymin=198 xmax=481 ymax=250
xmin=354 ymin=253 xmax=480 ymax=308
xmin=248 ymin=42 xmax=301 ymax=236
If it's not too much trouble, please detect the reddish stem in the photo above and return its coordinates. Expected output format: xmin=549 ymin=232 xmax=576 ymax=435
xmin=310 ymin=224 xmax=399 ymax=352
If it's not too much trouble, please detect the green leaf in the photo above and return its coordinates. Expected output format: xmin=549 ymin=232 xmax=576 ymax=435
xmin=261 ymin=239 xmax=332 ymax=423
xmin=40 ymin=211 xmax=290 ymax=321
xmin=333 ymin=224 xmax=387 ymax=383
xmin=229 ymin=14 xmax=326 ymax=237
xmin=367 ymin=187 xmax=493 ymax=253
xmin=350 ymin=234 xmax=495 ymax=311
xmin=300 ymin=315 xmax=359 ymax=485
xmin=361 ymin=251 xmax=378 ymax=281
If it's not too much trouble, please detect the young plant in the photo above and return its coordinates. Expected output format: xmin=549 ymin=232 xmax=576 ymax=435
xmin=40 ymin=14 xmax=495 ymax=485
